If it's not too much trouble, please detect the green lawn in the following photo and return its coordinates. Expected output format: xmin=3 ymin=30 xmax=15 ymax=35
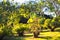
xmin=3 ymin=32 xmax=60 ymax=40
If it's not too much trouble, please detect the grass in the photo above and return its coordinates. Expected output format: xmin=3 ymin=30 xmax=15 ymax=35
xmin=3 ymin=32 xmax=60 ymax=40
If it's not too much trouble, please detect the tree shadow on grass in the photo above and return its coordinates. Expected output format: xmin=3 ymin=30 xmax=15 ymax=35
xmin=3 ymin=36 xmax=25 ymax=40
xmin=24 ymin=34 xmax=33 ymax=37
xmin=38 ymin=36 xmax=52 ymax=40
xmin=55 ymin=28 xmax=60 ymax=32
xmin=55 ymin=37 xmax=60 ymax=40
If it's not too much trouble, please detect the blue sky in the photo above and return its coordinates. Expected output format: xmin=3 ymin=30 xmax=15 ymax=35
xmin=0 ymin=0 xmax=2 ymax=2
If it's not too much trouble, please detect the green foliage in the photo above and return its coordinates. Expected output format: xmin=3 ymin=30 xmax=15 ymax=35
xmin=39 ymin=17 xmax=46 ymax=25
xmin=42 ymin=16 xmax=60 ymax=31
xmin=44 ymin=19 xmax=51 ymax=27
xmin=0 ymin=24 xmax=3 ymax=35
xmin=50 ymin=16 xmax=60 ymax=28
xmin=0 ymin=0 xmax=60 ymax=38
xmin=28 ymin=17 xmax=41 ymax=33
xmin=16 ymin=24 xmax=29 ymax=32
xmin=0 ymin=24 xmax=12 ymax=36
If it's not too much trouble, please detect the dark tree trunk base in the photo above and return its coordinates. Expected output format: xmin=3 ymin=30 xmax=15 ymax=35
xmin=51 ymin=29 xmax=55 ymax=32
xmin=33 ymin=32 xmax=40 ymax=38
xmin=18 ymin=31 xmax=24 ymax=36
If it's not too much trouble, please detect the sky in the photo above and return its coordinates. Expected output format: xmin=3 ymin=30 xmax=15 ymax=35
xmin=0 ymin=0 xmax=3 ymax=2
xmin=0 ymin=0 xmax=40 ymax=4
xmin=0 ymin=0 xmax=37 ymax=4
xmin=10 ymin=0 xmax=29 ymax=4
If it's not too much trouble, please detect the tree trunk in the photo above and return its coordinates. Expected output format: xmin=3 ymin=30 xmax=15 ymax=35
xmin=33 ymin=32 xmax=40 ymax=38
xmin=51 ymin=27 xmax=56 ymax=32
xmin=18 ymin=31 xmax=24 ymax=36
xmin=51 ymin=28 xmax=55 ymax=32
xmin=48 ymin=26 xmax=56 ymax=32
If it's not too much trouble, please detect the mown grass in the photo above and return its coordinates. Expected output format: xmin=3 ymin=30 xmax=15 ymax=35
xmin=3 ymin=32 xmax=60 ymax=40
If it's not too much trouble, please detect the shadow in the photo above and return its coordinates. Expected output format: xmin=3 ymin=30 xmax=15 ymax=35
xmin=55 ymin=37 xmax=60 ymax=40
xmin=3 ymin=36 xmax=25 ymax=40
xmin=55 ymin=28 xmax=60 ymax=32
xmin=19 ymin=16 xmax=29 ymax=24
xmin=39 ymin=36 xmax=52 ymax=40
xmin=55 ymin=30 xmax=60 ymax=32
xmin=24 ymin=34 xmax=33 ymax=37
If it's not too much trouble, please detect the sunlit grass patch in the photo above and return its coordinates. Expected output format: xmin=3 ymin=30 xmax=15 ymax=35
xmin=40 ymin=32 xmax=60 ymax=40
xmin=40 ymin=32 xmax=60 ymax=37
xmin=25 ymin=37 xmax=47 ymax=40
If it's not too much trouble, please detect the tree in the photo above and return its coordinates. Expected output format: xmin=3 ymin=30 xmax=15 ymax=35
xmin=12 ymin=23 xmax=29 ymax=36
xmin=50 ymin=16 xmax=60 ymax=31
xmin=0 ymin=24 xmax=13 ymax=40
xmin=28 ymin=17 xmax=41 ymax=38
xmin=43 ymin=16 xmax=60 ymax=31
xmin=0 ymin=1 xmax=17 ymax=40
xmin=43 ymin=18 xmax=51 ymax=30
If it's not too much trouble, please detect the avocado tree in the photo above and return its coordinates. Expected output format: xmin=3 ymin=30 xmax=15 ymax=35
xmin=12 ymin=23 xmax=29 ymax=36
xmin=50 ymin=16 xmax=60 ymax=31
xmin=43 ymin=16 xmax=60 ymax=31
xmin=28 ymin=17 xmax=41 ymax=38
xmin=43 ymin=19 xmax=52 ymax=31
xmin=17 ymin=24 xmax=29 ymax=36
